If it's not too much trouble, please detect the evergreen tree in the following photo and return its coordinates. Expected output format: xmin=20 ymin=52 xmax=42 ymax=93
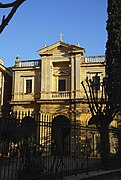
xmin=81 ymin=0 xmax=121 ymax=164
xmin=106 ymin=0 xmax=121 ymax=100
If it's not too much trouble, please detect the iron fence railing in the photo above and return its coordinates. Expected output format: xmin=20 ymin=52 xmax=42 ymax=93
xmin=0 ymin=113 xmax=121 ymax=180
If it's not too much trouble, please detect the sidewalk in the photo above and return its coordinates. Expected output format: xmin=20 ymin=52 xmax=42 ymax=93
xmin=64 ymin=168 xmax=121 ymax=180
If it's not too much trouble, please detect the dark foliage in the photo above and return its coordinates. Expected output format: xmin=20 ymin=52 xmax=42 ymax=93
xmin=0 ymin=116 xmax=37 ymax=156
xmin=106 ymin=0 xmax=121 ymax=103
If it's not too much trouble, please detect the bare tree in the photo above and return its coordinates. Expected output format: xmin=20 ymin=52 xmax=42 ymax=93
xmin=0 ymin=0 xmax=25 ymax=33
xmin=81 ymin=76 xmax=121 ymax=163
xmin=81 ymin=0 xmax=121 ymax=164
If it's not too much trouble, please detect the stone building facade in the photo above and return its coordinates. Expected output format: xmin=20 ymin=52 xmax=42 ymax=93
xmin=10 ymin=40 xmax=106 ymax=125
xmin=0 ymin=59 xmax=12 ymax=117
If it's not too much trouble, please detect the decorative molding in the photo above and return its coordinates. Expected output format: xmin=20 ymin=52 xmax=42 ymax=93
xmin=53 ymin=68 xmax=70 ymax=76
xmin=21 ymin=75 xmax=35 ymax=77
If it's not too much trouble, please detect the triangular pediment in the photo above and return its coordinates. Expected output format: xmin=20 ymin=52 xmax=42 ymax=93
xmin=37 ymin=41 xmax=85 ymax=56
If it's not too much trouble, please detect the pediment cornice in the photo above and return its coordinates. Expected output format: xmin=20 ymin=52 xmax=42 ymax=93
xmin=37 ymin=41 xmax=85 ymax=56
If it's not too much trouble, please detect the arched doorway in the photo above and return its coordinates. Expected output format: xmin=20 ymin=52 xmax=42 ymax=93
xmin=51 ymin=115 xmax=71 ymax=156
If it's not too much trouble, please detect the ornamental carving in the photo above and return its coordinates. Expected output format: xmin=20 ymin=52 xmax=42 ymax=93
xmin=53 ymin=68 xmax=70 ymax=76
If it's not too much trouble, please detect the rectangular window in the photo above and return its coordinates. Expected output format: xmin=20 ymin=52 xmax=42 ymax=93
xmin=26 ymin=79 xmax=32 ymax=93
xmin=58 ymin=79 xmax=66 ymax=91
xmin=92 ymin=75 xmax=100 ymax=91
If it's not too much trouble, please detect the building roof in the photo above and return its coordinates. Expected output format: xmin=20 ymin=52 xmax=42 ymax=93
xmin=37 ymin=41 xmax=85 ymax=56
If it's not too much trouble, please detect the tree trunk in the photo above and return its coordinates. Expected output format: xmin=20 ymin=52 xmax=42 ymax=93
xmin=99 ymin=124 xmax=110 ymax=165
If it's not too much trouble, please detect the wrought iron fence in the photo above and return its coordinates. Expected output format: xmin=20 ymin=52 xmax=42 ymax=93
xmin=0 ymin=113 xmax=121 ymax=180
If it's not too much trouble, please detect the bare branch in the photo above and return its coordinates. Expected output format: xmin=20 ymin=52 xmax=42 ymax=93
xmin=87 ymin=79 xmax=98 ymax=113
xmin=81 ymin=81 xmax=95 ymax=116
xmin=99 ymin=82 xmax=104 ymax=111
xmin=0 ymin=0 xmax=25 ymax=34
xmin=0 ymin=1 xmax=17 ymax=8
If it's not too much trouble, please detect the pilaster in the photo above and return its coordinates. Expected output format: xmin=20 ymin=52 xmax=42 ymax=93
xmin=75 ymin=54 xmax=81 ymax=98
xmin=41 ymin=56 xmax=46 ymax=98
xmin=41 ymin=56 xmax=52 ymax=99
xmin=71 ymin=54 xmax=81 ymax=98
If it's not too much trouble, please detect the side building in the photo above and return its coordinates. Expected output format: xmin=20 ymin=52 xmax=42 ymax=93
xmin=0 ymin=59 xmax=12 ymax=117
xmin=10 ymin=40 xmax=106 ymax=126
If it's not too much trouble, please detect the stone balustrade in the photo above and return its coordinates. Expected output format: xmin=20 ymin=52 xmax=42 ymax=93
xmin=52 ymin=91 xmax=70 ymax=98
xmin=15 ymin=60 xmax=41 ymax=67
xmin=83 ymin=55 xmax=105 ymax=63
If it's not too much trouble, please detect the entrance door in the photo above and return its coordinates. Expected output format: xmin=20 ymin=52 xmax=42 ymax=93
xmin=51 ymin=115 xmax=71 ymax=156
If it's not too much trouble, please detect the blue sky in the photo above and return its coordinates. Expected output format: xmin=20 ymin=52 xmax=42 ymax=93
xmin=0 ymin=0 xmax=107 ymax=67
